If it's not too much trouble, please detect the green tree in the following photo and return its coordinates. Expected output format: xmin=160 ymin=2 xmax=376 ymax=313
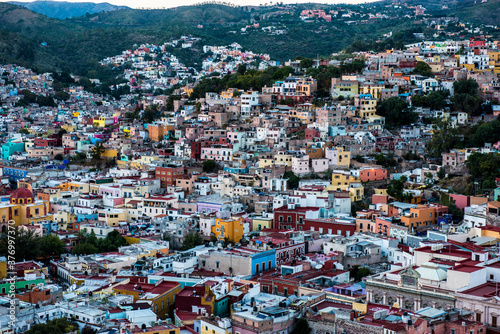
xmin=283 ymin=171 xmax=300 ymax=189
xmin=413 ymin=61 xmax=433 ymax=77
xmin=0 ymin=229 xmax=39 ymax=261
xmin=237 ymin=64 xmax=247 ymax=75
xmin=465 ymin=152 xmax=500 ymax=187
xmin=374 ymin=153 xmax=397 ymax=168
xmin=72 ymin=152 xmax=87 ymax=162
xmin=306 ymin=65 xmax=342 ymax=92
xmin=424 ymin=172 xmax=434 ymax=186
xmin=376 ymin=97 xmax=417 ymax=129
xmin=356 ymin=267 xmax=372 ymax=281
xmin=19 ymin=128 xmax=30 ymax=134
xmin=54 ymin=154 xmax=64 ymax=161
xmin=25 ymin=317 xmax=77 ymax=334
xmin=203 ymin=160 xmax=218 ymax=173
xmin=143 ymin=104 xmax=161 ymax=123
xmin=181 ymin=233 xmax=204 ymax=251
xmin=72 ymin=242 xmax=98 ymax=255
xmin=40 ymin=235 xmax=67 ymax=257
xmin=426 ymin=118 xmax=461 ymax=159
xmin=291 ymin=318 xmax=311 ymax=334
xmin=465 ymin=119 xmax=500 ymax=148
xmin=299 ymin=58 xmax=314 ymax=69
xmin=437 ymin=167 xmax=446 ymax=180
xmin=387 ymin=176 xmax=407 ymax=202
xmin=452 ymin=78 xmax=482 ymax=116
xmin=90 ymin=142 xmax=105 ymax=162
xmin=57 ymin=128 xmax=67 ymax=138
xmin=53 ymin=91 xmax=70 ymax=101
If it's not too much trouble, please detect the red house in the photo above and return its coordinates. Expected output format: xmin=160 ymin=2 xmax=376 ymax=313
xmin=303 ymin=219 xmax=356 ymax=236
xmin=274 ymin=206 xmax=321 ymax=230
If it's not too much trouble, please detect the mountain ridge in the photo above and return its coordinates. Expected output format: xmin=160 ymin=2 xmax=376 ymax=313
xmin=8 ymin=0 xmax=129 ymax=19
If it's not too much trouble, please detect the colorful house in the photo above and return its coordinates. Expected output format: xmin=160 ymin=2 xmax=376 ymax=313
xmin=212 ymin=217 xmax=244 ymax=243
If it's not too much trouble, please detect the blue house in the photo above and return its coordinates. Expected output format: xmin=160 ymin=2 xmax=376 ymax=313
xmin=250 ymin=249 xmax=276 ymax=275
xmin=3 ymin=166 xmax=28 ymax=181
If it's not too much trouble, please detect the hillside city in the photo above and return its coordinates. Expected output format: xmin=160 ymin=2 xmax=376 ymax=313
xmin=1 ymin=1 xmax=500 ymax=334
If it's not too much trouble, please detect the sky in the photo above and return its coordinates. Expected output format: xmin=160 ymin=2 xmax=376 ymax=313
xmin=3 ymin=0 xmax=379 ymax=10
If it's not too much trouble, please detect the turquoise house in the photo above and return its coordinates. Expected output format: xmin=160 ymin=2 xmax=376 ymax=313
xmin=495 ymin=187 xmax=500 ymax=201
xmin=2 ymin=140 xmax=25 ymax=160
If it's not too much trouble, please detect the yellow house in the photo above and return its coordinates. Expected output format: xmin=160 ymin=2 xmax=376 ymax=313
xmin=102 ymin=149 xmax=118 ymax=158
xmin=488 ymin=50 xmax=500 ymax=75
xmin=93 ymin=117 xmax=114 ymax=128
xmin=54 ymin=211 xmax=77 ymax=229
xmin=252 ymin=217 xmax=274 ymax=231
xmin=212 ymin=217 xmax=243 ymax=243
xmin=475 ymin=226 xmax=500 ymax=240
xmin=330 ymin=172 xmax=356 ymax=190
xmin=57 ymin=181 xmax=89 ymax=193
xmin=0 ymin=188 xmax=52 ymax=227
xmin=359 ymin=83 xmax=384 ymax=100
xmin=258 ymin=157 xmax=274 ymax=168
xmin=140 ymin=155 xmax=160 ymax=165
xmin=356 ymin=96 xmax=377 ymax=120
xmin=374 ymin=187 xmax=388 ymax=196
xmin=68 ymin=181 xmax=89 ymax=193
xmin=61 ymin=124 xmax=76 ymax=132
xmin=326 ymin=146 xmax=351 ymax=167
xmin=274 ymin=153 xmax=293 ymax=167
xmin=98 ymin=209 xmax=125 ymax=227
xmin=328 ymin=172 xmax=364 ymax=202
xmin=113 ymin=279 xmax=181 ymax=318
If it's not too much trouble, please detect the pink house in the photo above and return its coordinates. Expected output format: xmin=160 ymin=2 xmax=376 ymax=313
xmin=449 ymin=194 xmax=470 ymax=210
xmin=185 ymin=127 xmax=204 ymax=140
xmin=311 ymin=158 xmax=329 ymax=173
xmin=201 ymin=146 xmax=233 ymax=161
xmin=292 ymin=155 xmax=310 ymax=176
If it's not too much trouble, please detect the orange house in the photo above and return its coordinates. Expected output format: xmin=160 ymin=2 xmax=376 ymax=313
xmin=148 ymin=124 xmax=174 ymax=142
xmin=400 ymin=205 xmax=448 ymax=230
xmin=359 ymin=168 xmax=388 ymax=182
xmin=374 ymin=217 xmax=392 ymax=236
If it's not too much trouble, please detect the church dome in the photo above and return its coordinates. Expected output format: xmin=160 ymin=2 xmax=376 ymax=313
xmin=10 ymin=188 xmax=34 ymax=204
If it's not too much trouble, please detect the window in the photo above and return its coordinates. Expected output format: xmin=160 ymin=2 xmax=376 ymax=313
xmin=216 ymin=261 xmax=220 ymax=269
xmin=255 ymin=263 xmax=259 ymax=273
xmin=476 ymin=313 xmax=481 ymax=322
xmin=493 ymin=316 xmax=498 ymax=327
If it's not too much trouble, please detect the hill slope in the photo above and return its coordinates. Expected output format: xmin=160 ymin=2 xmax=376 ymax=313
xmin=0 ymin=1 xmax=499 ymax=78
xmin=452 ymin=0 xmax=500 ymax=26
xmin=9 ymin=1 xmax=128 ymax=19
